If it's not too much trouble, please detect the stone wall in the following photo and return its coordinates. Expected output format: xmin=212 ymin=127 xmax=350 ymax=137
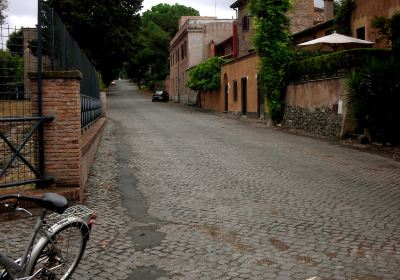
xmin=283 ymin=105 xmax=343 ymax=138
xmin=283 ymin=77 xmax=356 ymax=138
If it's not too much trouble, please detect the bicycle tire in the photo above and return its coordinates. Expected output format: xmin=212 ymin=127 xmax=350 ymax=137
xmin=29 ymin=221 xmax=89 ymax=280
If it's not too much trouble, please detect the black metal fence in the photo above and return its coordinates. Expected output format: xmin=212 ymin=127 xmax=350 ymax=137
xmin=0 ymin=25 xmax=44 ymax=188
xmin=40 ymin=1 xmax=101 ymax=130
xmin=0 ymin=1 xmax=101 ymax=188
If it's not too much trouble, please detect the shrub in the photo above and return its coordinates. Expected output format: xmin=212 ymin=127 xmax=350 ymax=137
xmin=286 ymin=49 xmax=391 ymax=82
xmin=187 ymin=57 xmax=226 ymax=92
xmin=345 ymin=56 xmax=400 ymax=144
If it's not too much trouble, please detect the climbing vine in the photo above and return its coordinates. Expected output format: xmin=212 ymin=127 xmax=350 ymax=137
xmin=334 ymin=0 xmax=356 ymax=35
xmin=249 ymin=0 xmax=292 ymax=123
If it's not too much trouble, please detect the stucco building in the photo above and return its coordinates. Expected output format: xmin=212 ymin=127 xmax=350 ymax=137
xmin=352 ymin=0 xmax=400 ymax=47
xmin=219 ymin=0 xmax=322 ymax=120
xmin=168 ymin=17 xmax=234 ymax=104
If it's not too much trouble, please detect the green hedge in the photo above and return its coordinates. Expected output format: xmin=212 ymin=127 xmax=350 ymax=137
xmin=286 ymin=49 xmax=391 ymax=82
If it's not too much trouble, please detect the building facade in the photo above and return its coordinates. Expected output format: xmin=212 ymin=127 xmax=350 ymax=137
xmin=222 ymin=0 xmax=319 ymax=120
xmin=352 ymin=0 xmax=400 ymax=47
xmin=168 ymin=17 xmax=234 ymax=104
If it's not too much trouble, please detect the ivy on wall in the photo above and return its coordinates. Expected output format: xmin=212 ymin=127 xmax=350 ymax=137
xmin=249 ymin=0 xmax=292 ymax=123
xmin=334 ymin=0 xmax=356 ymax=35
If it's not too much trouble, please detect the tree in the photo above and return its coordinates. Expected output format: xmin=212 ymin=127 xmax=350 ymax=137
xmin=46 ymin=0 xmax=142 ymax=84
xmin=127 ymin=4 xmax=199 ymax=87
xmin=0 ymin=50 xmax=23 ymax=99
xmin=334 ymin=0 xmax=356 ymax=35
xmin=142 ymin=4 xmax=199 ymax=38
xmin=0 ymin=0 xmax=7 ymax=25
xmin=7 ymin=29 xmax=23 ymax=56
xmin=127 ymin=20 xmax=170 ymax=87
xmin=372 ymin=12 xmax=400 ymax=54
xmin=250 ymin=0 xmax=292 ymax=123
xmin=187 ymin=57 xmax=226 ymax=92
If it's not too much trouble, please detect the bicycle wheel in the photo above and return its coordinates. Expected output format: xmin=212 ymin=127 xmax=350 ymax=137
xmin=29 ymin=222 xmax=89 ymax=280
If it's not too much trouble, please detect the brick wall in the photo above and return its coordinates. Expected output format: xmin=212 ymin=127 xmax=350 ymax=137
xmin=289 ymin=0 xmax=315 ymax=33
xmin=30 ymin=71 xmax=82 ymax=187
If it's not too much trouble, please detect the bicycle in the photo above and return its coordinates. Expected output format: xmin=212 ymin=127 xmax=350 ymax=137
xmin=0 ymin=193 xmax=94 ymax=280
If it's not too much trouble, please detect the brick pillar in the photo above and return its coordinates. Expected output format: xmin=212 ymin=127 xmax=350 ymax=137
xmin=30 ymin=71 xmax=82 ymax=188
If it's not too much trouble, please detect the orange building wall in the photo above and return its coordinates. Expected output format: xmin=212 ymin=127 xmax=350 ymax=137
xmin=352 ymin=0 xmax=400 ymax=48
xmin=201 ymin=90 xmax=224 ymax=112
xmin=221 ymin=53 xmax=260 ymax=117
xmin=286 ymin=78 xmax=346 ymax=109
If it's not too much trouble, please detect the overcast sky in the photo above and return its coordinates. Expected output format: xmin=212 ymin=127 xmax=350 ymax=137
xmin=5 ymin=0 xmax=324 ymax=28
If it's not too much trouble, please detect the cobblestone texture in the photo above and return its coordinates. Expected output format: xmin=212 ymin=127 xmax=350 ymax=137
xmin=1 ymin=80 xmax=400 ymax=280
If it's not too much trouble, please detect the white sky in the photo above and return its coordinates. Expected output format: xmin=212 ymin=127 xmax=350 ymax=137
xmin=5 ymin=0 xmax=324 ymax=28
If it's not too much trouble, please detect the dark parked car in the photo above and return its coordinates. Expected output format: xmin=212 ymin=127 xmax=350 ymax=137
xmin=152 ymin=90 xmax=169 ymax=102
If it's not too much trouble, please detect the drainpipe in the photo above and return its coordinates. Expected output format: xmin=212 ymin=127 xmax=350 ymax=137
xmin=177 ymin=57 xmax=180 ymax=103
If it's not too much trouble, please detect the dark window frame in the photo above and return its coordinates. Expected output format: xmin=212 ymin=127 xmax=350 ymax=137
xmin=233 ymin=80 xmax=238 ymax=101
xmin=356 ymin=27 xmax=366 ymax=40
xmin=242 ymin=14 xmax=250 ymax=32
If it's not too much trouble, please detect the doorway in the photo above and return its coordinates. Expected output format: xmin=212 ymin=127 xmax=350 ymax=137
xmin=224 ymin=74 xmax=228 ymax=112
xmin=241 ymin=77 xmax=247 ymax=116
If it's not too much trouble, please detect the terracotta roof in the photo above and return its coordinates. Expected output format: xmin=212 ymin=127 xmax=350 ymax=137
xmin=314 ymin=7 xmax=325 ymax=24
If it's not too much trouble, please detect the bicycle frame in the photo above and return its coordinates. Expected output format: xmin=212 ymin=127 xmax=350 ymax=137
xmin=1 ymin=196 xmax=92 ymax=280
xmin=0 ymin=209 xmax=48 ymax=280
xmin=0 ymin=210 xmax=87 ymax=280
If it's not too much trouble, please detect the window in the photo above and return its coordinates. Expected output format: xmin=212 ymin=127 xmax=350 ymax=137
xmin=356 ymin=27 xmax=365 ymax=40
xmin=242 ymin=14 xmax=250 ymax=32
xmin=233 ymin=80 xmax=238 ymax=101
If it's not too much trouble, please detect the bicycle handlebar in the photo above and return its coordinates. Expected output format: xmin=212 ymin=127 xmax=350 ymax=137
xmin=0 ymin=193 xmax=68 ymax=214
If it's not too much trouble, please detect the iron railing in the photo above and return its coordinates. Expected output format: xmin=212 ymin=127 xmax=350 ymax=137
xmin=81 ymin=95 xmax=101 ymax=129
xmin=0 ymin=24 xmax=50 ymax=188
xmin=40 ymin=1 xmax=101 ymax=130
xmin=0 ymin=1 xmax=101 ymax=188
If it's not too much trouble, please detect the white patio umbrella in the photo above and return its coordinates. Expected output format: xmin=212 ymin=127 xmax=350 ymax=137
xmin=297 ymin=31 xmax=374 ymax=51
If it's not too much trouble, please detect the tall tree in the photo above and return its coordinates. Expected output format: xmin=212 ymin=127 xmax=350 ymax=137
xmin=0 ymin=0 xmax=7 ymax=24
xmin=127 ymin=4 xmax=199 ymax=87
xmin=142 ymin=3 xmax=199 ymax=38
xmin=47 ymin=0 xmax=142 ymax=84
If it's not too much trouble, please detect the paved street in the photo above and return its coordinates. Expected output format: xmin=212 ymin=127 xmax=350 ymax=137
xmin=1 ymin=80 xmax=400 ymax=279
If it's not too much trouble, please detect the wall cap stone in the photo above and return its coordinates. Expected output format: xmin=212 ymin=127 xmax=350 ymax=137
xmin=29 ymin=70 xmax=83 ymax=80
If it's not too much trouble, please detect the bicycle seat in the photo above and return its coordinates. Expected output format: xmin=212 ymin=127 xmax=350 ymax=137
xmin=40 ymin=193 xmax=69 ymax=214
xmin=0 ymin=193 xmax=69 ymax=214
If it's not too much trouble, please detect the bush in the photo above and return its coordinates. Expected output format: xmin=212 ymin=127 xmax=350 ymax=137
xmin=187 ymin=57 xmax=226 ymax=92
xmin=286 ymin=49 xmax=391 ymax=82
xmin=0 ymin=50 xmax=24 ymax=99
xmin=345 ymin=56 xmax=400 ymax=144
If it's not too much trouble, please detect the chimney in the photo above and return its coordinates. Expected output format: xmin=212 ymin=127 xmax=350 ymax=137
xmin=324 ymin=0 xmax=334 ymax=21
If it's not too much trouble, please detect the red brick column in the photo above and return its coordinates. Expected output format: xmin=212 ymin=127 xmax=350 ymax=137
xmin=30 ymin=71 xmax=82 ymax=188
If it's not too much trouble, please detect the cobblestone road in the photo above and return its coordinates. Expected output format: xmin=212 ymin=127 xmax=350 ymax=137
xmin=1 ymin=80 xmax=400 ymax=280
